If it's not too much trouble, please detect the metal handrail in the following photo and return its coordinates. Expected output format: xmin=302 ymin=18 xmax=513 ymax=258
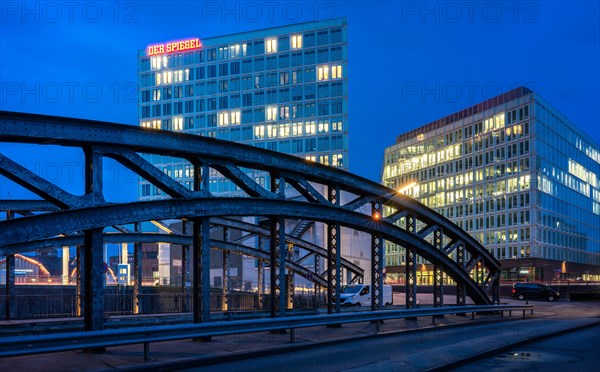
xmin=0 ymin=304 xmax=534 ymax=357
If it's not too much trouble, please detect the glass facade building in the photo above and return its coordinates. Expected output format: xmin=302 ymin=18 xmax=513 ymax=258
xmin=382 ymin=87 xmax=600 ymax=283
xmin=137 ymin=18 xmax=348 ymax=197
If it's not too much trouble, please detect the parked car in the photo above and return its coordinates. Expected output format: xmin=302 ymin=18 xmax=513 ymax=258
xmin=512 ymin=282 xmax=560 ymax=301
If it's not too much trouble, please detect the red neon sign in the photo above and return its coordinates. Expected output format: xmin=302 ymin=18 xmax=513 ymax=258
xmin=147 ymin=38 xmax=202 ymax=56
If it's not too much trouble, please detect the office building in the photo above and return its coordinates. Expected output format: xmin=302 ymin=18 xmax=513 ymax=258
xmin=136 ymin=18 xmax=371 ymax=288
xmin=382 ymin=87 xmax=600 ymax=283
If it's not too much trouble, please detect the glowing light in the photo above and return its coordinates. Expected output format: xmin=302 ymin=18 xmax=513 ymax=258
xmin=147 ymin=38 xmax=202 ymax=56
xmin=397 ymin=181 xmax=417 ymax=194
xmin=373 ymin=211 xmax=381 ymax=221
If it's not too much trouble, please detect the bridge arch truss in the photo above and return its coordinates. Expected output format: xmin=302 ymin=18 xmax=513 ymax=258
xmin=0 ymin=111 xmax=501 ymax=329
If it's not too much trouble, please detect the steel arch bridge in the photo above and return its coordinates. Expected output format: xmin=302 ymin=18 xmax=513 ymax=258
xmin=0 ymin=111 xmax=500 ymax=330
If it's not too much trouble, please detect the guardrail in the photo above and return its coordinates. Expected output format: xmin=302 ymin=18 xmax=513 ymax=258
xmin=0 ymin=304 xmax=534 ymax=359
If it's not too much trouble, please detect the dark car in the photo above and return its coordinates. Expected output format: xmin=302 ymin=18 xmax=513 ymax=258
xmin=512 ymin=282 xmax=560 ymax=301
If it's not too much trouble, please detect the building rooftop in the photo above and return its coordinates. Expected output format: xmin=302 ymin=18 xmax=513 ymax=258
xmin=395 ymin=86 xmax=533 ymax=144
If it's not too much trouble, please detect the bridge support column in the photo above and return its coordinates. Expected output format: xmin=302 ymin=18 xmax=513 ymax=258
xmin=270 ymin=216 xmax=287 ymax=317
xmin=76 ymin=245 xmax=82 ymax=316
xmin=5 ymin=254 xmax=16 ymax=320
xmin=133 ymin=222 xmax=142 ymax=315
xmin=257 ymin=235 xmax=264 ymax=310
xmin=287 ymin=272 xmax=294 ymax=309
xmin=222 ymin=250 xmax=229 ymax=311
xmin=405 ymin=215 xmax=417 ymax=309
xmin=371 ymin=201 xmax=384 ymax=311
xmin=193 ymin=218 xmax=211 ymax=323
xmin=456 ymin=244 xmax=466 ymax=306
xmin=433 ymin=229 xmax=444 ymax=308
xmin=492 ymin=274 xmax=500 ymax=304
xmin=327 ymin=185 xmax=341 ymax=314
xmin=181 ymin=220 xmax=188 ymax=313
xmin=4 ymin=211 xmax=16 ymax=321
xmin=83 ymin=228 xmax=104 ymax=331
xmin=314 ymin=254 xmax=320 ymax=309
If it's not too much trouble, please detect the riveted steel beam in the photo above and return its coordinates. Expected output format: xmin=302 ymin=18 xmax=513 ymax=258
xmin=456 ymin=243 xmax=466 ymax=306
xmin=211 ymin=161 xmax=275 ymax=198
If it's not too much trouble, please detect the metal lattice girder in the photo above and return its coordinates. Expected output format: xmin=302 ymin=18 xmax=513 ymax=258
xmin=133 ymin=222 xmax=142 ymax=314
xmin=287 ymin=272 xmax=294 ymax=309
xmin=433 ymin=229 xmax=444 ymax=308
xmin=257 ymin=235 xmax=264 ymax=310
xmin=371 ymin=201 xmax=384 ymax=310
xmin=0 ymin=111 xmax=502 ymax=306
xmin=456 ymin=243 xmax=466 ymax=306
xmin=405 ymin=214 xmax=417 ymax=308
xmin=327 ymin=184 xmax=341 ymax=314
xmin=270 ymin=216 xmax=287 ymax=317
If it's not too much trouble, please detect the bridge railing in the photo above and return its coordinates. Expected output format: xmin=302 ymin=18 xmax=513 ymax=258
xmin=0 ymin=304 xmax=534 ymax=358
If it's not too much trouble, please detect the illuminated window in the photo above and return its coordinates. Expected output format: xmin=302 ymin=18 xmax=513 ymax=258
xmin=266 ymin=124 xmax=277 ymax=138
xmin=305 ymin=155 xmax=316 ymax=162
xmin=279 ymin=123 xmax=290 ymax=137
xmin=332 ymin=120 xmax=343 ymax=132
xmin=305 ymin=121 xmax=316 ymax=134
xmin=331 ymin=65 xmax=342 ymax=79
xmin=152 ymin=89 xmax=161 ymax=101
xmin=173 ymin=116 xmax=183 ymax=131
xmin=318 ymin=120 xmax=329 ymax=133
xmin=317 ymin=66 xmax=329 ymax=81
xmin=319 ymin=155 xmax=330 ymax=165
xmin=292 ymin=122 xmax=303 ymax=136
xmin=254 ymin=125 xmax=265 ymax=139
xmin=291 ymin=34 xmax=303 ymax=49
xmin=266 ymin=106 xmax=277 ymax=121
xmin=279 ymin=106 xmax=290 ymax=120
xmin=265 ymin=37 xmax=277 ymax=53
xmin=218 ymin=110 xmax=240 ymax=126
xmin=332 ymin=154 xmax=343 ymax=167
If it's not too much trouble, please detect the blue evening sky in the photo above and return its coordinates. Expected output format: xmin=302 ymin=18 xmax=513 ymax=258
xmin=1 ymin=1 xmax=598 ymax=200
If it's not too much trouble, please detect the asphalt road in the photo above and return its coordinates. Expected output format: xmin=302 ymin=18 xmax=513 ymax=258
xmin=452 ymin=323 xmax=600 ymax=372
xmin=182 ymin=300 xmax=600 ymax=372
